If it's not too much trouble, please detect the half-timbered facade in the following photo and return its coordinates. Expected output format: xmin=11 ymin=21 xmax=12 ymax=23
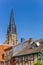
xmin=11 ymin=40 xmax=43 ymax=65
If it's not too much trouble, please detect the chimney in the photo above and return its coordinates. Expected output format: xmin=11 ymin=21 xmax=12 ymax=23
xmin=21 ymin=38 xmax=25 ymax=43
xmin=29 ymin=38 xmax=33 ymax=43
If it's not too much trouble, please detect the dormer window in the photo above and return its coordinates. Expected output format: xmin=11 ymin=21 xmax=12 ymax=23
xmin=32 ymin=43 xmax=38 ymax=49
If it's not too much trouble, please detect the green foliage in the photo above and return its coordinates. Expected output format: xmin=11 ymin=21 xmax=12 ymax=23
xmin=34 ymin=62 xmax=43 ymax=65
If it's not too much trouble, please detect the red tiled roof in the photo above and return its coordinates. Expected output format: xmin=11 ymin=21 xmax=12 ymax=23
xmin=0 ymin=44 xmax=12 ymax=61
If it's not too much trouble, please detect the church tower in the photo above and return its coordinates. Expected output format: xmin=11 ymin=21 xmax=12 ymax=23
xmin=6 ymin=9 xmax=18 ymax=46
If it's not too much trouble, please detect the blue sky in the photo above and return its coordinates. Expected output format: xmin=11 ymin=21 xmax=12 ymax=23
xmin=0 ymin=0 xmax=43 ymax=43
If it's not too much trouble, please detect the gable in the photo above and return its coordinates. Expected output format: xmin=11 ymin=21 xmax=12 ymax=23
xmin=31 ymin=42 xmax=38 ymax=48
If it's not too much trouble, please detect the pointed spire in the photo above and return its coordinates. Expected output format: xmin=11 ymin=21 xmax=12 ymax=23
xmin=7 ymin=8 xmax=16 ymax=35
xmin=10 ymin=8 xmax=14 ymax=25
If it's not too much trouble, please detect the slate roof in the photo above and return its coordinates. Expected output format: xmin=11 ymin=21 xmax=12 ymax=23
xmin=36 ymin=39 xmax=43 ymax=43
xmin=14 ymin=45 xmax=43 ymax=57
xmin=12 ymin=40 xmax=31 ymax=57
xmin=12 ymin=40 xmax=43 ymax=57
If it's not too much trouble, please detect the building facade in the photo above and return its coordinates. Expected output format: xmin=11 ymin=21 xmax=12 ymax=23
xmin=4 ymin=46 xmax=12 ymax=65
xmin=0 ymin=44 xmax=12 ymax=65
xmin=11 ymin=41 xmax=43 ymax=65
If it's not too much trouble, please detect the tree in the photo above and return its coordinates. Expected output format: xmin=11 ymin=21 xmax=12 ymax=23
xmin=34 ymin=62 xmax=43 ymax=65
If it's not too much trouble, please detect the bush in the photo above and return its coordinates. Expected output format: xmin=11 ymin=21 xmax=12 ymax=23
xmin=34 ymin=62 xmax=43 ymax=65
